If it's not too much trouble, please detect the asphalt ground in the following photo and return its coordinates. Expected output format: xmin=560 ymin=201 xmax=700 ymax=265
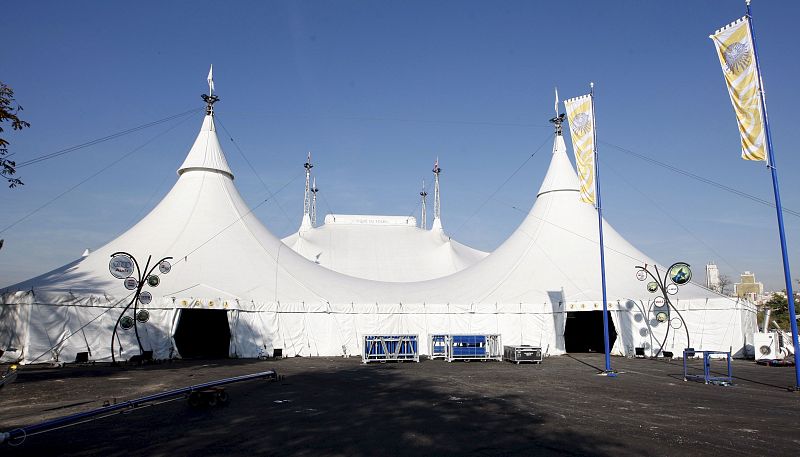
xmin=1 ymin=354 xmax=798 ymax=456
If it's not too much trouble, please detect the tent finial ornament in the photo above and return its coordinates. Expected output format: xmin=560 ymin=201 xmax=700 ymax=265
xmin=550 ymin=86 xmax=565 ymax=136
xmin=201 ymin=64 xmax=219 ymax=116
xmin=549 ymin=113 xmax=566 ymax=136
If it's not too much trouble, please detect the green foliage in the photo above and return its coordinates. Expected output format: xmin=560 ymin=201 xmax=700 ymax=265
xmin=762 ymin=289 xmax=800 ymax=331
xmin=0 ymin=82 xmax=30 ymax=188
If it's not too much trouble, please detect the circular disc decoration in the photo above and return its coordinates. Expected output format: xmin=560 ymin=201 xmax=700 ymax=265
xmin=146 ymin=275 xmax=160 ymax=287
xmin=159 ymin=260 xmax=172 ymax=275
xmin=666 ymin=283 xmax=679 ymax=295
xmin=138 ymin=291 xmax=152 ymax=305
xmin=670 ymin=318 xmax=683 ymax=329
xmin=109 ymin=254 xmax=134 ymax=279
xmin=120 ymin=315 xmax=135 ymax=330
xmin=647 ymin=281 xmax=659 ymax=293
xmin=124 ymin=277 xmax=138 ymax=290
xmin=656 ymin=311 xmax=668 ymax=323
xmin=636 ymin=270 xmax=647 ymax=281
xmin=136 ymin=309 xmax=150 ymax=323
xmin=653 ymin=296 xmax=665 ymax=307
xmin=668 ymin=262 xmax=692 ymax=285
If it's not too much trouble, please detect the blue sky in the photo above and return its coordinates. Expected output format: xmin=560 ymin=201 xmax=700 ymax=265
xmin=1 ymin=1 xmax=798 ymax=290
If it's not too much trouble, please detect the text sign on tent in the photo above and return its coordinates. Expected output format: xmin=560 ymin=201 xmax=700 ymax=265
xmin=109 ymin=254 xmax=134 ymax=279
xmin=159 ymin=260 xmax=171 ymax=274
xmin=124 ymin=277 xmax=138 ymax=290
xmin=653 ymin=296 xmax=665 ymax=307
xmin=139 ymin=291 xmax=152 ymax=305
xmin=666 ymin=283 xmax=679 ymax=295
xmin=636 ymin=270 xmax=647 ymax=281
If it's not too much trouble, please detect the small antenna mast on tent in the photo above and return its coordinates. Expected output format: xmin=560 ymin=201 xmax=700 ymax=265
xmin=420 ymin=178 xmax=428 ymax=229
xmin=311 ymin=177 xmax=319 ymax=227
xmin=302 ymin=152 xmax=313 ymax=229
xmin=432 ymin=158 xmax=442 ymax=229
xmin=201 ymin=64 xmax=219 ymax=116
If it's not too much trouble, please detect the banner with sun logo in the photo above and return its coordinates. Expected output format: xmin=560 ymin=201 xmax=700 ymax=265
xmin=564 ymin=94 xmax=596 ymax=205
xmin=710 ymin=17 xmax=767 ymax=162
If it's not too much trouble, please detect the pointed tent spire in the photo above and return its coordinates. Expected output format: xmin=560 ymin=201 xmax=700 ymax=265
xmin=432 ymin=158 xmax=442 ymax=230
xmin=178 ymin=68 xmax=232 ymax=179
xmin=537 ymin=118 xmax=579 ymax=198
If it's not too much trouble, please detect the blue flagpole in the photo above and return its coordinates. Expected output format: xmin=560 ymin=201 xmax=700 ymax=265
xmin=746 ymin=1 xmax=800 ymax=390
xmin=591 ymin=83 xmax=615 ymax=376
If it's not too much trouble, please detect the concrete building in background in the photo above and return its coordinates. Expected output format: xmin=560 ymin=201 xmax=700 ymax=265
xmin=706 ymin=262 xmax=721 ymax=292
xmin=735 ymin=271 xmax=764 ymax=302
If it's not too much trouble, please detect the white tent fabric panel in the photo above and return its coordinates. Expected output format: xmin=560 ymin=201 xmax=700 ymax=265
xmin=138 ymin=309 xmax=177 ymax=360
xmin=282 ymin=217 xmax=487 ymax=283
xmin=0 ymin=303 xmax=30 ymax=363
xmin=0 ymin=301 xmax=754 ymax=364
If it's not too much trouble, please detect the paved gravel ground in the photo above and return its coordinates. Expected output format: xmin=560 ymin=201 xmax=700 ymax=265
xmin=1 ymin=354 xmax=799 ymax=456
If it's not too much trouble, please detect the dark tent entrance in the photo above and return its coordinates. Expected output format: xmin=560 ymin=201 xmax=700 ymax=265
xmin=564 ymin=311 xmax=617 ymax=353
xmin=174 ymin=309 xmax=231 ymax=359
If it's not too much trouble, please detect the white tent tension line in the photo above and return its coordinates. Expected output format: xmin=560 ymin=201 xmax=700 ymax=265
xmin=1 ymin=86 xmax=756 ymax=364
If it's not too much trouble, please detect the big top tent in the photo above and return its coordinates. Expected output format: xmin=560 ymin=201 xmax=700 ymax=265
xmin=0 ymin=78 xmax=756 ymax=365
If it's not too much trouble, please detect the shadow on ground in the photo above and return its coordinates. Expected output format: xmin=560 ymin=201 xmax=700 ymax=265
xmin=5 ymin=361 xmax=626 ymax=457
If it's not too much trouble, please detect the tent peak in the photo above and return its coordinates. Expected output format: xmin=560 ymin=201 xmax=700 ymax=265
xmin=177 ymin=114 xmax=234 ymax=179
xmin=536 ymin=134 xmax=579 ymax=197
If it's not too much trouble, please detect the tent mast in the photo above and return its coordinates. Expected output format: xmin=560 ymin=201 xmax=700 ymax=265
xmin=432 ymin=158 xmax=442 ymax=230
xmin=420 ymin=179 xmax=428 ymax=229
xmin=311 ymin=177 xmax=319 ymax=227
xmin=301 ymin=152 xmax=313 ymax=230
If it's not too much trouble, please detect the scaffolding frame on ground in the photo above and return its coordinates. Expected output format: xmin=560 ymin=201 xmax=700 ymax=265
xmin=441 ymin=334 xmax=502 ymax=362
xmin=362 ymin=335 xmax=420 ymax=363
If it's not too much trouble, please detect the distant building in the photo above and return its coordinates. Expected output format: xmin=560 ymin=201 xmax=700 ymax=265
xmin=706 ymin=262 xmax=720 ymax=292
xmin=734 ymin=271 xmax=764 ymax=302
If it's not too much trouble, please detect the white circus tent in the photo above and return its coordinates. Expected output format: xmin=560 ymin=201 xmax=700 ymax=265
xmin=0 ymin=82 xmax=756 ymax=364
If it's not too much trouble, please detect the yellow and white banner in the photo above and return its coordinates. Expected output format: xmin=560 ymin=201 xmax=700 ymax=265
xmin=710 ymin=17 xmax=767 ymax=162
xmin=564 ymin=94 xmax=596 ymax=205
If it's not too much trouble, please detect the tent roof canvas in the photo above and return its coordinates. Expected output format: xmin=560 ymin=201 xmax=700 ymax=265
xmin=4 ymin=104 xmax=742 ymax=312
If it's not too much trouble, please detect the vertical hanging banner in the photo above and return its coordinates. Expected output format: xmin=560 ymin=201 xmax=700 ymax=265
xmin=710 ymin=17 xmax=767 ymax=162
xmin=564 ymin=94 xmax=596 ymax=205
